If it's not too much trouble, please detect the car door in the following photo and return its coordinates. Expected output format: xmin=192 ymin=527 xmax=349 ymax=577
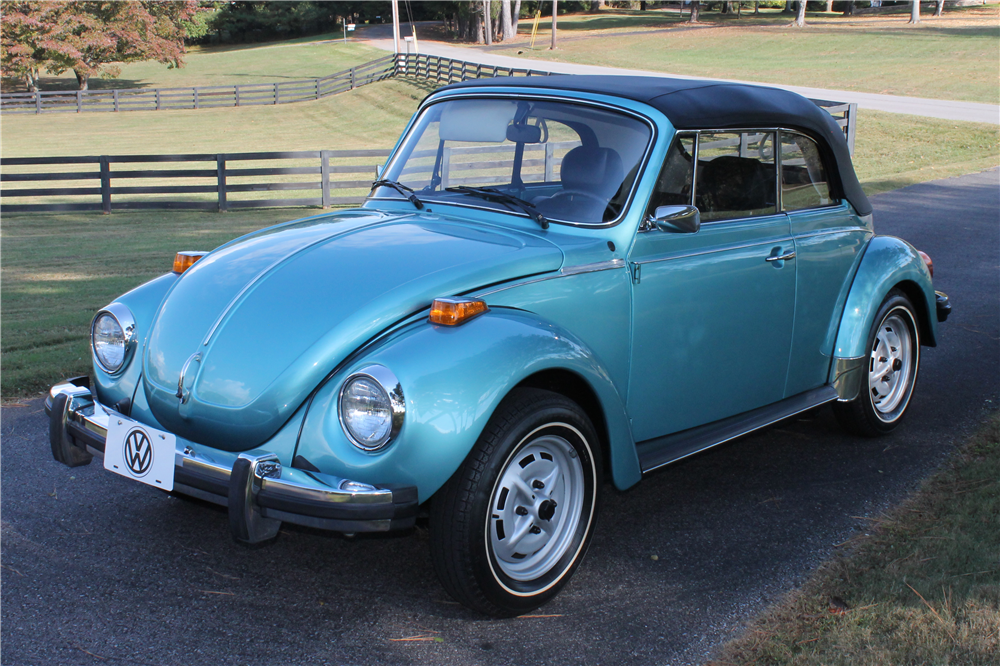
xmin=627 ymin=131 xmax=796 ymax=443
xmin=779 ymin=131 xmax=871 ymax=397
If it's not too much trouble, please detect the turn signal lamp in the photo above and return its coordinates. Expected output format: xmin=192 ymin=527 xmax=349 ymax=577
xmin=917 ymin=250 xmax=934 ymax=278
xmin=429 ymin=297 xmax=489 ymax=326
xmin=173 ymin=251 xmax=208 ymax=274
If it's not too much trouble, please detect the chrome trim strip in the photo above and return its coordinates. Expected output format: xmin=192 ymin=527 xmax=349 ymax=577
xmin=632 ymin=237 xmax=795 ymax=266
xmin=478 ymin=258 xmax=626 ymax=297
xmin=371 ymin=91 xmax=658 ymax=229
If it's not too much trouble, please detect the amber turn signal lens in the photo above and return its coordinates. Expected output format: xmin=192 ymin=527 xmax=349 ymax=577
xmin=173 ymin=251 xmax=207 ymax=274
xmin=429 ymin=298 xmax=489 ymax=326
xmin=917 ymin=250 xmax=934 ymax=278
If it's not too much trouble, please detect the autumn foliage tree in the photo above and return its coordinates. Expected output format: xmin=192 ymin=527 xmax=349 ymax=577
xmin=1 ymin=1 xmax=197 ymax=91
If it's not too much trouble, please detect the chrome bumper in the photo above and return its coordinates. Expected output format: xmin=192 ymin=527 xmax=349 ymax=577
xmin=45 ymin=378 xmax=418 ymax=543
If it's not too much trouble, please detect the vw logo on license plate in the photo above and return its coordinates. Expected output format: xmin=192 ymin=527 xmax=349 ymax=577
xmin=123 ymin=428 xmax=153 ymax=477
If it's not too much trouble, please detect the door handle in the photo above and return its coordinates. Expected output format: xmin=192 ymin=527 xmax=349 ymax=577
xmin=765 ymin=251 xmax=796 ymax=262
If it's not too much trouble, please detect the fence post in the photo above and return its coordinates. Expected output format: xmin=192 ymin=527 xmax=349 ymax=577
xmin=273 ymin=83 xmax=279 ymax=105
xmin=315 ymin=79 xmax=320 ymax=100
xmin=441 ymin=147 xmax=452 ymax=189
xmin=350 ymin=67 xmax=356 ymax=90
xmin=235 ymin=86 xmax=241 ymax=107
xmin=76 ymin=91 xmax=82 ymax=113
xmin=35 ymin=91 xmax=42 ymax=114
xmin=216 ymin=155 xmax=227 ymax=212
xmin=544 ymin=143 xmax=555 ymax=182
xmin=321 ymin=150 xmax=331 ymax=208
xmin=194 ymin=88 xmax=200 ymax=110
xmin=846 ymin=103 xmax=858 ymax=156
xmin=113 ymin=89 xmax=119 ymax=112
xmin=155 ymin=89 xmax=161 ymax=111
xmin=100 ymin=156 xmax=111 ymax=214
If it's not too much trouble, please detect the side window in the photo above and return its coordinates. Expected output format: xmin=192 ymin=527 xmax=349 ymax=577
xmin=645 ymin=134 xmax=695 ymax=216
xmin=780 ymin=133 xmax=836 ymax=211
xmin=695 ymin=131 xmax=777 ymax=222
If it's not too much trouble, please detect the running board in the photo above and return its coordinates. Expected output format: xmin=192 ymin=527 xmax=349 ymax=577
xmin=637 ymin=386 xmax=839 ymax=474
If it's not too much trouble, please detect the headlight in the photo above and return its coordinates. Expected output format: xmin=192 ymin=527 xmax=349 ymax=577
xmin=338 ymin=365 xmax=405 ymax=451
xmin=91 ymin=303 xmax=136 ymax=374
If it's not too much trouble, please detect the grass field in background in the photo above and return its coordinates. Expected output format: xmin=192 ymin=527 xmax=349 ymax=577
xmin=496 ymin=5 xmax=1000 ymax=104
xmin=716 ymin=413 xmax=1000 ymax=665
xmin=22 ymin=37 xmax=384 ymax=92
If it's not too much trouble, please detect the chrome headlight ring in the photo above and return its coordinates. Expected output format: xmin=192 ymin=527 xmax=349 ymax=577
xmin=338 ymin=365 xmax=406 ymax=452
xmin=90 ymin=302 xmax=137 ymax=374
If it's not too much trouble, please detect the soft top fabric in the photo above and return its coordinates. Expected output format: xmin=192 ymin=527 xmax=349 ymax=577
xmin=437 ymin=75 xmax=871 ymax=216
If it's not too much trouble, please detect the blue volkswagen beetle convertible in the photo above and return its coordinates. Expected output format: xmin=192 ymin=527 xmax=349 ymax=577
xmin=47 ymin=76 xmax=951 ymax=616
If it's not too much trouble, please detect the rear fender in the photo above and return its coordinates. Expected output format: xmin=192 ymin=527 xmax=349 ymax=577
xmin=830 ymin=235 xmax=937 ymax=383
xmin=294 ymin=308 xmax=640 ymax=503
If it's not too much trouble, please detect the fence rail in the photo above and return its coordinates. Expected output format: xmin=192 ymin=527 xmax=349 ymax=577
xmin=0 ymin=150 xmax=392 ymax=213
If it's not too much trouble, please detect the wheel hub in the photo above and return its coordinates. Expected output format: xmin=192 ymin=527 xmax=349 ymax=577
xmin=868 ymin=312 xmax=914 ymax=415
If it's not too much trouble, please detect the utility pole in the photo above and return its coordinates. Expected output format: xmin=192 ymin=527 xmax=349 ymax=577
xmin=391 ymin=0 xmax=400 ymax=54
xmin=484 ymin=0 xmax=492 ymax=45
xmin=550 ymin=0 xmax=557 ymax=50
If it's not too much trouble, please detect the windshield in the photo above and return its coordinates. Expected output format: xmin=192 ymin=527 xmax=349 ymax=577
xmin=375 ymin=97 xmax=653 ymax=225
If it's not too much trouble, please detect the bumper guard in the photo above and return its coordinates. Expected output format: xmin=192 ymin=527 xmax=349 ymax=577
xmin=45 ymin=378 xmax=418 ymax=544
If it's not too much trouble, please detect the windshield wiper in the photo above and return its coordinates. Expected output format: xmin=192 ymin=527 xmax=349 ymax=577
xmin=371 ymin=179 xmax=423 ymax=210
xmin=445 ymin=186 xmax=549 ymax=230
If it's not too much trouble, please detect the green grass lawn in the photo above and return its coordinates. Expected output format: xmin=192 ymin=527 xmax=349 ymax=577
xmin=497 ymin=5 xmax=1000 ymax=104
xmin=23 ymin=37 xmax=385 ymax=92
xmin=717 ymin=413 xmax=1000 ymax=665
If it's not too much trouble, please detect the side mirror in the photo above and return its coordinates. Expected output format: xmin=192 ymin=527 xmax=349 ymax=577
xmin=650 ymin=205 xmax=700 ymax=234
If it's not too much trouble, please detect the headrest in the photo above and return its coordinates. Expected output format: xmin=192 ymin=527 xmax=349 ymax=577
xmin=560 ymin=146 xmax=625 ymax=199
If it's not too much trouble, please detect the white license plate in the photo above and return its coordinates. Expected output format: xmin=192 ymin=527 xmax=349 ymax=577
xmin=104 ymin=415 xmax=176 ymax=491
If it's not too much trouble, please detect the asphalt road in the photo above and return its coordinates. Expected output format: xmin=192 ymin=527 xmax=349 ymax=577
xmin=2 ymin=169 xmax=998 ymax=666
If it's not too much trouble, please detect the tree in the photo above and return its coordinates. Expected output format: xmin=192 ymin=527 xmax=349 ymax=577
xmin=842 ymin=0 xmax=855 ymax=15
xmin=0 ymin=1 xmax=197 ymax=91
xmin=689 ymin=0 xmax=700 ymax=23
xmin=499 ymin=0 xmax=522 ymax=41
xmin=792 ymin=0 xmax=806 ymax=26
xmin=934 ymin=0 xmax=944 ymax=17
xmin=909 ymin=0 xmax=920 ymax=24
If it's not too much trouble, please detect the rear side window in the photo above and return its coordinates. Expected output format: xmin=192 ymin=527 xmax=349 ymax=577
xmin=695 ymin=131 xmax=777 ymax=222
xmin=780 ymin=133 xmax=836 ymax=211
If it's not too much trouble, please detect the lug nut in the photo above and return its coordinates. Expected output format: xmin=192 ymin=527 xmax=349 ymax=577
xmin=515 ymin=506 xmax=528 ymax=516
xmin=529 ymin=525 xmax=541 ymax=534
xmin=532 ymin=480 xmax=545 ymax=489
xmin=892 ymin=358 xmax=902 ymax=371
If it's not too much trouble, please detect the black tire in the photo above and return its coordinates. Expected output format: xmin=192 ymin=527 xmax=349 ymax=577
xmin=429 ymin=388 xmax=602 ymax=617
xmin=834 ymin=289 xmax=921 ymax=437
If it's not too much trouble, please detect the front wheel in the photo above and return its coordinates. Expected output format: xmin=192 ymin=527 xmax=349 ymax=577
xmin=429 ymin=388 xmax=601 ymax=617
xmin=834 ymin=289 xmax=921 ymax=436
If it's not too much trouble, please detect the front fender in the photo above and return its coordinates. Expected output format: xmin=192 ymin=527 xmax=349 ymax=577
xmin=293 ymin=309 xmax=640 ymax=503
xmin=832 ymin=235 xmax=937 ymax=367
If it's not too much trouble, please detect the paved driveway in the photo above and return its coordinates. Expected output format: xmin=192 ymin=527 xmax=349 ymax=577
xmin=2 ymin=169 xmax=997 ymax=665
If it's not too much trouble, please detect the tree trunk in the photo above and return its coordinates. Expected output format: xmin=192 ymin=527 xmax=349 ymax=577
xmin=550 ymin=0 xmax=557 ymax=49
xmin=842 ymin=0 xmax=855 ymax=14
xmin=793 ymin=0 xmax=806 ymax=25
xmin=74 ymin=69 xmax=90 ymax=90
xmin=783 ymin=1 xmax=794 ymax=13
xmin=825 ymin=0 xmax=834 ymax=11
xmin=588 ymin=0 xmax=604 ymax=10
xmin=934 ymin=0 xmax=943 ymax=16
xmin=909 ymin=0 xmax=920 ymax=24
xmin=513 ymin=0 xmax=522 ymax=34
xmin=690 ymin=0 xmax=700 ymax=22
xmin=501 ymin=0 xmax=515 ymax=39
xmin=754 ymin=2 xmax=760 ymax=14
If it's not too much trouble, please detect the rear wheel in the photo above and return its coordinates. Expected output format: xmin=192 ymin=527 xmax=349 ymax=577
xmin=429 ymin=388 xmax=601 ymax=617
xmin=835 ymin=289 xmax=920 ymax=436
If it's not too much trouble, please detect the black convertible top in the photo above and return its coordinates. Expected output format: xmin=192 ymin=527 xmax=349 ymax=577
xmin=438 ymin=75 xmax=871 ymax=216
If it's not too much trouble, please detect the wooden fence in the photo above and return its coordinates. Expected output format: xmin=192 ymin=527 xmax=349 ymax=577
xmin=0 ymin=56 xmax=397 ymax=114
xmin=0 ymin=150 xmax=392 ymax=213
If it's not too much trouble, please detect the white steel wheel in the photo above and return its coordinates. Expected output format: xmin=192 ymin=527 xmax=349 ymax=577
xmin=429 ymin=388 xmax=601 ymax=617
xmin=835 ymin=289 xmax=921 ymax=437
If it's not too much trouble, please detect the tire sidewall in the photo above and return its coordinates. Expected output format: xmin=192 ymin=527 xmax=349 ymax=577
xmin=469 ymin=399 xmax=601 ymax=613
xmin=863 ymin=292 xmax=920 ymax=430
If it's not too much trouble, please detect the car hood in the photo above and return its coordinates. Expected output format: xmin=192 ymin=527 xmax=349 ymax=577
xmin=142 ymin=209 xmax=562 ymax=449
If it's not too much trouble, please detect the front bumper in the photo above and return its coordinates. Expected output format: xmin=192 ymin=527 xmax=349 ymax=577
xmin=935 ymin=290 xmax=951 ymax=322
xmin=45 ymin=378 xmax=418 ymax=543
